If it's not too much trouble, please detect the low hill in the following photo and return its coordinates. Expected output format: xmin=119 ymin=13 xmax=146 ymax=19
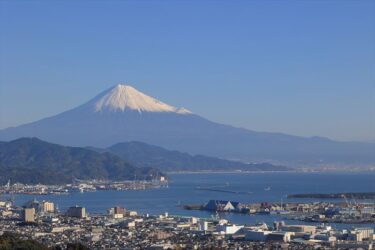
xmin=0 ymin=138 xmax=162 ymax=185
xmin=101 ymin=141 xmax=291 ymax=172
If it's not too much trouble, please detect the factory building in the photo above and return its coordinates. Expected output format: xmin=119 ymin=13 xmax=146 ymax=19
xmin=279 ymin=224 xmax=316 ymax=234
xmin=266 ymin=231 xmax=294 ymax=242
xmin=216 ymin=223 xmax=244 ymax=235
xmin=244 ymin=229 xmax=271 ymax=241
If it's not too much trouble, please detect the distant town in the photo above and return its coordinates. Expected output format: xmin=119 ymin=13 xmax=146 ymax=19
xmin=0 ymin=193 xmax=374 ymax=249
xmin=0 ymin=178 xmax=168 ymax=195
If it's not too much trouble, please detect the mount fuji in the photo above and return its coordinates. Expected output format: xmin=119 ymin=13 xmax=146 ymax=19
xmin=0 ymin=84 xmax=374 ymax=166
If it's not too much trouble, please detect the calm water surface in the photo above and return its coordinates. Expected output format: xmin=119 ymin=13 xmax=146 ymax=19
xmin=8 ymin=172 xmax=375 ymax=229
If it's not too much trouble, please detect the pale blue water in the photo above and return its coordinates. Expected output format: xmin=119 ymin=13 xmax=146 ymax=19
xmin=7 ymin=172 xmax=375 ymax=229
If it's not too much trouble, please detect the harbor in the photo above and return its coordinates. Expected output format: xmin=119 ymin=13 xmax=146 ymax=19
xmin=0 ymin=178 xmax=169 ymax=195
xmin=1 ymin=196 xmax=374 ymax=249
xmin=183 ymin=199 xmax=375 ymax=225
xmin=0 ymin=172 xmax=373 ymax=235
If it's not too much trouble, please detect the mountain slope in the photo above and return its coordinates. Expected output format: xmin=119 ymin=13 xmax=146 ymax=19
xmin=0 ymin=138 xmax=162 ymax=184
xmin=95 ymin=141 xmax=291 ymax=172
xmin=0 ymin=84 xmax=374 ymax=166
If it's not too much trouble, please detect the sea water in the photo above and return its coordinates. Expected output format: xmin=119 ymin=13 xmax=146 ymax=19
xmin=8 ymin=172 xmax=375 ymax=229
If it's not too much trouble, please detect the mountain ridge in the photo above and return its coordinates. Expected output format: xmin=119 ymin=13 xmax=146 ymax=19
xmin=91 ymin=141 xmax=292 ymax=172
xmin=0 ymin=84 xmax=374 ymax=166
xmin=0 ymin=137 xmax=162 ymax=184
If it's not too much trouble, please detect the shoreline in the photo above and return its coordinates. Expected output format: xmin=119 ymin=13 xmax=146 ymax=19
xmin=166 ymin=170 xmax=375 ymax=174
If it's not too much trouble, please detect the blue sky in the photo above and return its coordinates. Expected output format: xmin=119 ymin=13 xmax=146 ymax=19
xmin=0 ymin=0 xmax=374 ymax=141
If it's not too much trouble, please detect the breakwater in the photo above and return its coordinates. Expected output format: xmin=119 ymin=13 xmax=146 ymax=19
xmin=287 ymin=192 xmax=375 ymax=199
xmin=196 ymin=186 xmax=252 ymax=195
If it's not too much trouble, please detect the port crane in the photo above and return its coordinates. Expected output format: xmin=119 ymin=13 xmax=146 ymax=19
xmin=341 ymin=194 xmax=351 ymax=207
xmin=341 ymin=194 xmax=363 ymax=217
xmin=350 ymin=194 xmax=363 ymax=215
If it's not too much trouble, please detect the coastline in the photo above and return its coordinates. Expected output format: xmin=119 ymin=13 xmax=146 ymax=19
xmin=166 ymin=169 xmax=375 ymax=174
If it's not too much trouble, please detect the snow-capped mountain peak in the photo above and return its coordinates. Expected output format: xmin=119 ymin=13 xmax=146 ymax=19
xmin=93 ymin=84 xmax=192 ymax=114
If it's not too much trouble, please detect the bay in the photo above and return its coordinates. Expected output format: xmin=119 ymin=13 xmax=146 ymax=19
xmin=7 ymin=172 xmax=375 ymax=229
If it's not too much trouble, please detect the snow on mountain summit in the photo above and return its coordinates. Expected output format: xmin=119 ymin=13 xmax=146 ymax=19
xmin=93 ymin=84 xmax=192 ymax=114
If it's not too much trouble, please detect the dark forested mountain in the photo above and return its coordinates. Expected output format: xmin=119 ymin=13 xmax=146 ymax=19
xmin=0 ymin=138 xmax=162 ymax=184
xmin=0 ymin=84 xmax=374 ymax=166
xmin=97 ymin=141 xmax=291 ymax=172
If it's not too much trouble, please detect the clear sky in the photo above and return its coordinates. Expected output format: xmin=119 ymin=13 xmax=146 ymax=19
xmin=0 ymin=0 xmax=374 ymax=142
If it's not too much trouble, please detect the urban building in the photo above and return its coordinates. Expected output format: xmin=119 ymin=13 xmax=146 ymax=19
xmin=66 ymin=206 xmax=86 ymax=218
xmin=23 ymin=208 xmax=35 ymax=222
xmin=244 ymin=229 xmax=271 ymax=241
xmin=216 ymin=222 xmax=244 ymax=234
xmin=266 ymin=231 xmax=294 ymax=242
xmin=350 ymin=227 xmax=374 ymax=241
xmin=42 ymin=201 xmax=55 ymax=213
xmin=280 ymin=224 xmax=316 ymax=234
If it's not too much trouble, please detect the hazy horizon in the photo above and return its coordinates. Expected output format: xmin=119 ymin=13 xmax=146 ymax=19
xmin=1 ymin=1 xmax=374 ymax=142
